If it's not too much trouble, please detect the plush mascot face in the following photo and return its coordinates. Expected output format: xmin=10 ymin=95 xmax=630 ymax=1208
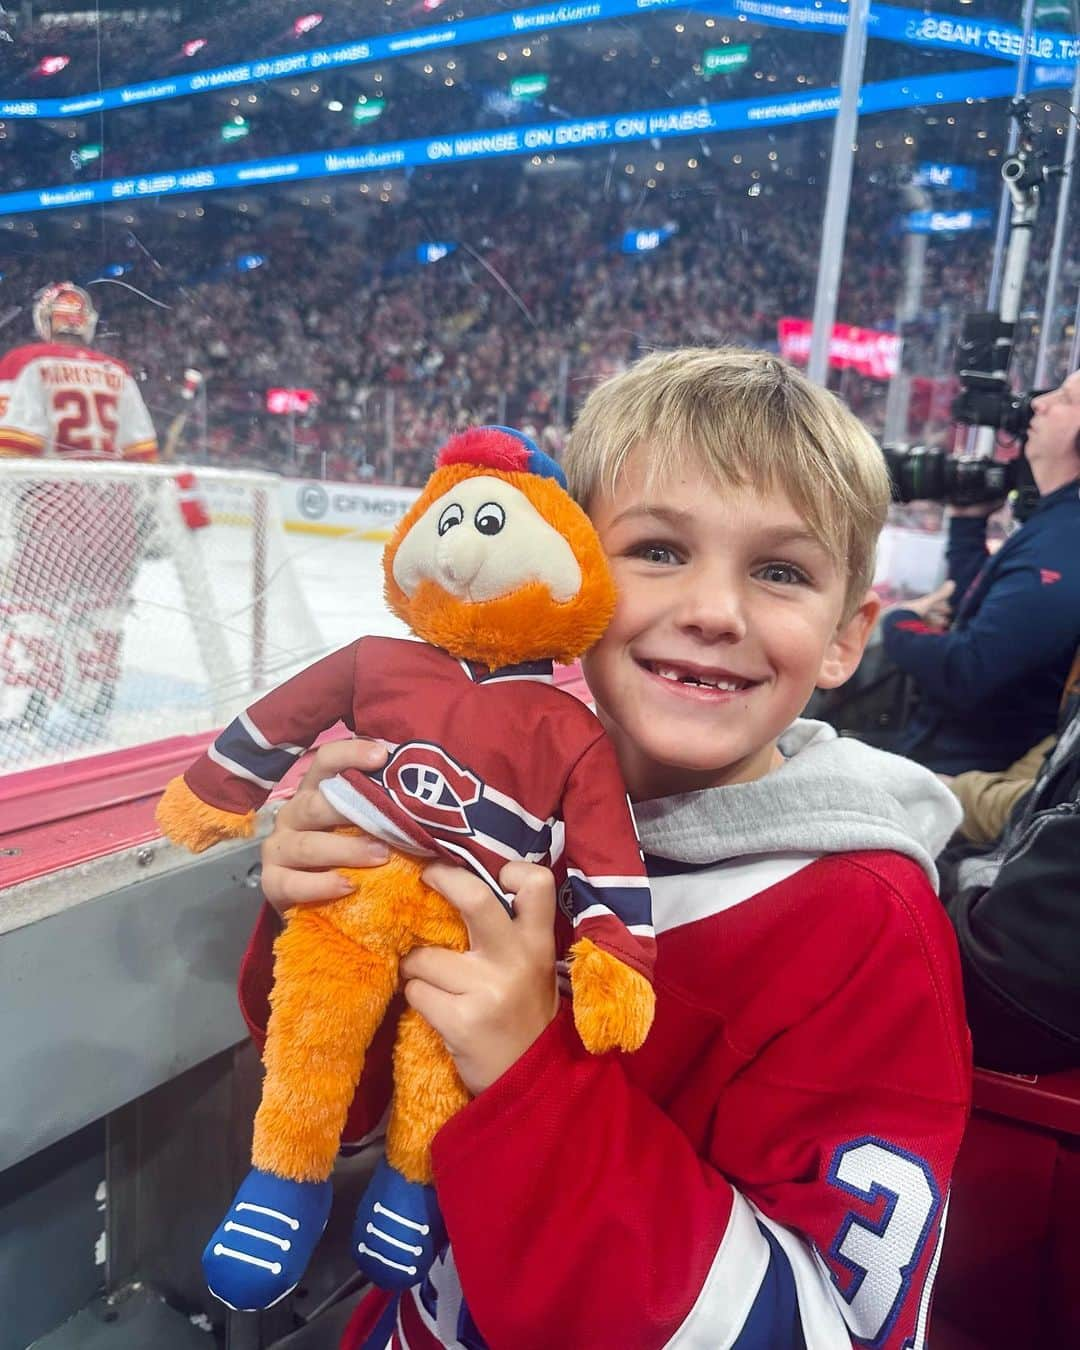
xmin=383 ymin=428 xmax=616 ymax=669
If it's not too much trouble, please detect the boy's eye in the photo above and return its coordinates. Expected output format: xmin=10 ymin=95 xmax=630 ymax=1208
xmin=631 ymin=542 xmax=681 ymax=565
xmin=756 ymin=562 xmax=809 ymax=586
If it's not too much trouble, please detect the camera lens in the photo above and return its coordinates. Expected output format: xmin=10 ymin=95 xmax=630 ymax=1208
xmin=882 ymin=446 xmax=947 ymax=503
xmin=943 ymin=458 xmax=1015 ymax=507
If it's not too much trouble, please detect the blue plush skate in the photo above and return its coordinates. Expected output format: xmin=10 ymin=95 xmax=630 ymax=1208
xmin=352 ymin=1157 xmax=445 ymax=1291
xmin=203 ymin=1168 xmax=333 ymax=1311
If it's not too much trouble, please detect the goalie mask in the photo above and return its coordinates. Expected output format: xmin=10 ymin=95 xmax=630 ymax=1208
xmin=33 ymin=282 xmax=99 ymax=344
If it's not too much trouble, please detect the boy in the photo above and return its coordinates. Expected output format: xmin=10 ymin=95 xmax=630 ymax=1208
xmin=245 ymin=348 xmax=969 ymax=1349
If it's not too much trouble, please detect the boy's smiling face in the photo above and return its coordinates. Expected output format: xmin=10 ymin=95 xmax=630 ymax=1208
xmin=581 ymin=447 xmax=879 ymax=801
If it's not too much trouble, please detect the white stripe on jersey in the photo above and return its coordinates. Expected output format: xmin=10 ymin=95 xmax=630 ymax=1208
xmin=662 ymin=1190 xmax=771 ymax=1348
xmin=756 ymin=1207 xmax=853 ymax=1348
xmin=319 ymin=775 xmax=437 ymax=857
xmin=239 ymin=708 xmax=305 ymax=756
xmin=548 ymin=819 xmax=566 ymax=867
xmin=207 ymin=741 xmax=274 ymax=790
xmin=572 ymin=903 xmax=655 ymax=940
xmin=650 ymin=853 xmax=821 ymax=935
xmin=405 ymin=1247 xmax=469 ymax=1348
xmin=567 ymin=868 xmax=651 ymax=889
xmin=908 ymin=1191 xmax=949 ymax=1350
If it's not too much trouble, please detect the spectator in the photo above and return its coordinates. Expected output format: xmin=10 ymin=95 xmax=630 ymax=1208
xmin=880 ymin=369 xmax=1080 ymax=774
xmin=942 ymin=645 xmax=1080 ymax=1072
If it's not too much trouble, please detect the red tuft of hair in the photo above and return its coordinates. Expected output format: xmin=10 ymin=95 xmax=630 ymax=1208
xmin=436 ymin=427 xmax=530 ymax=475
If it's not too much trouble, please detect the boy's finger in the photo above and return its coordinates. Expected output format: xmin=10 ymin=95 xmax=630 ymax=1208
xmin=263 ymin=827 xmax=389 ymax=872
xmin=402 ymin=977 xmax=460 ymax=1042
xmin=293 ymin=737 xmax=390 ymax=795
xmin=400 ymin=944 xmax=471 ymax=993
xmin=421 ymin=861 xmax=515 ymax=952
xmin=498 ymin=862 xmax=557 ymax=936
xmin=275 ymin=787 xmax=354 ymax=833
xmin=263 ymin=865 xmax=352 ymax=913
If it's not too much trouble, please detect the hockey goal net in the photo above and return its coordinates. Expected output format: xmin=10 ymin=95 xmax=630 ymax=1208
xmin=0 ymin=462 xmax=326 ymax=774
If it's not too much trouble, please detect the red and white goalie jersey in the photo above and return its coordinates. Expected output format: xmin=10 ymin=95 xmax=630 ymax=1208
xmin=0 ymin=342 xmax=157 ymax=461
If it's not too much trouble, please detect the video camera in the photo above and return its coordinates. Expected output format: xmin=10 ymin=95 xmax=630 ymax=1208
xmin=883 ymin=312 xmax=1042 ymax=506
xmin=882 ymin=97 xmax=1060 ymax=511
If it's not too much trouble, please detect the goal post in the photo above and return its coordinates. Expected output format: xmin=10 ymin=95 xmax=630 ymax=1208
xmin=0 ymin=461 xmax=326 ymax=773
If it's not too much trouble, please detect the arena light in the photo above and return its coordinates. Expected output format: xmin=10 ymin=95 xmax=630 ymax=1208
xmin=416 ymin=242 xmax=457 ymax=263
xmin=35 ymin=55 xmax=70 ymax=77
xmin=182 ymin=38 xmax=208 ymax=58
xmin=620 ymin=225 xmax=677 ymax=254
xmin=76 ymin=143 xmax=102 ymax=164
xmin=703 ymin=45 xmax=750 ymax=76
xmin=236 ymin=252 xmax=266 ymax=271
xmin=104 ymin=263 xmax=131 ymax=278
xmin=293 ymin=13 xmax=324 ymax=37
xmin=352 ymin=95 xmax=385 ymax=124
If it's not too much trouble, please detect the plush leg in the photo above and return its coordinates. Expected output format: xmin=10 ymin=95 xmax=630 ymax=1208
xmin=253 ymin=903 xmax=399 ymax=1181
xmin=204 ymin=901 xmax=398 ymax=1311
xmin=569 ymin=937 xmax=655 ymax=1053
xmin=353 ymin=1009 xmax=468 ymax=1289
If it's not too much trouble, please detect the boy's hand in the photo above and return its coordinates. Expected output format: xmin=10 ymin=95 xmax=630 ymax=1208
xmin=402 ymin=861 xmax=560 ymax=1096
xmin=262 ymin=738 xmax=391 ymax=912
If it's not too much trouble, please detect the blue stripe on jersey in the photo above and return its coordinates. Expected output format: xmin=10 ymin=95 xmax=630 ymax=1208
xmin=469 ymin=794 xmax=552 ymax=858
xmin=569 ymin=875 xmax=652 ymax=927
xmin=215 ymin=717 xmax=301 ymax=784
xmin=456 ymin=1298 xmax=486 ymax=1350
xmin=732 ymin=1221 xmax=806 ymax=1350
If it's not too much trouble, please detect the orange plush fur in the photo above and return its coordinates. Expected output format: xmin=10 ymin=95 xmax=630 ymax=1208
xmin=162 ymin=454 xmax=652 ymax=1191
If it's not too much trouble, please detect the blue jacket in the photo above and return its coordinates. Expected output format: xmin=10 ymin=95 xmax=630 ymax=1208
xmin=882 ymin=479 xmax=1080 ymax=774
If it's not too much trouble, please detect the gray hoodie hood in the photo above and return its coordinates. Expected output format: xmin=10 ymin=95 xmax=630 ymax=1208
xmin=632 ymin=719 xmax=961 ymax=892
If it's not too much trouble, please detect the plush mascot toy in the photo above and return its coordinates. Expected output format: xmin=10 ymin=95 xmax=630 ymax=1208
xmin=156 ymin=426 xmax=656 ymax=1311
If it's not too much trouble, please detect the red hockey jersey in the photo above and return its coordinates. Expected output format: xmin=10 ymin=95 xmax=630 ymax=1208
xmin=239 ymin=844 xmax=969 ymax=1350
xmin=0 ymin=341 xmax=157 ymax=460
xmin=188 ymin=637 xmax=654 ymax=977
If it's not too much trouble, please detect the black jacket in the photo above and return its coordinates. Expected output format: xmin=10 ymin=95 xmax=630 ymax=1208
xmin=943 ymin=667 xmax=1080 ymax=1073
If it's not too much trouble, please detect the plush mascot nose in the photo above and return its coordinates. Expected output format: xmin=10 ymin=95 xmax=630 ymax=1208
xmin=435 ymin=528 xmax=486 ymax=591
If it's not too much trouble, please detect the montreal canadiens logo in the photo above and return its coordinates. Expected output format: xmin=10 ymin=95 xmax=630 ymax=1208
xmin=384 ymin=742 xmax=482 ymax=834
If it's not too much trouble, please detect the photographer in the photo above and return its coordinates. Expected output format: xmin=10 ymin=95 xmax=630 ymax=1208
xmin=880 ymin=369 xmax=1080 ymax=775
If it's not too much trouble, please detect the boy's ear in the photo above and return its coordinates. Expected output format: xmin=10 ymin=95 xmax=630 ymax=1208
xmin=817 ymin=588 xmax=882 ymax=690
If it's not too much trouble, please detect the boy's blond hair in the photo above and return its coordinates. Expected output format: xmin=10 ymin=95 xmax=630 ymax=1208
xmin=566 ymin=347 xmax=890 ymax=619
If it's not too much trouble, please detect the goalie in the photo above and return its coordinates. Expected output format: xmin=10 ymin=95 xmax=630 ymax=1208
xmin=0 ymin=282 xmax=159 ymax=753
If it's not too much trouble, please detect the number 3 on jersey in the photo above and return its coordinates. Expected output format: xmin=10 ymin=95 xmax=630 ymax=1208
xmin=53 ymin=389 xmax=119 ymax=455
xmin=822 ymin=1137 xmax=943 ymax=1349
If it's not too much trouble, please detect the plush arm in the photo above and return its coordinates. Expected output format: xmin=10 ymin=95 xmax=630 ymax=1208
xmin=156 ymin=640 xmax=361 ymax=851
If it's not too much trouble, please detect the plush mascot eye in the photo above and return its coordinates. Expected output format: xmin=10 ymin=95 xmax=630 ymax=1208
xmin=474 ymin=502 xmax=506 ymax=536
xmin=438 ymin=502 xmax=464 ymax=536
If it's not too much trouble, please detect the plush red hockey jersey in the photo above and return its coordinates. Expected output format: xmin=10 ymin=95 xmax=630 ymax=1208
xmin=239 ymin=843 xmax=969 ymax=1350
xmin=187 ymin=636 xmax=654 ymax=978
xmin=0 ymin=341 xmax=157 ymax=460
